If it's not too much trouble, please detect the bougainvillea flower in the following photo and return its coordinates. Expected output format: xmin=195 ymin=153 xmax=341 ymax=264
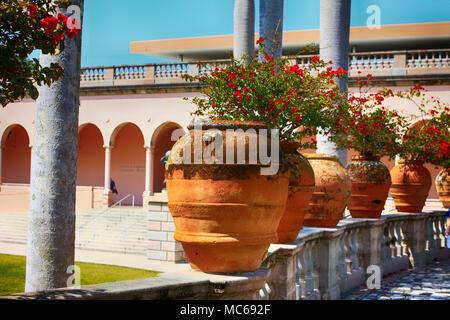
xmin=53 ymin=32 xmax=65 ymax=45
xmin=27 ymin=5 xmax=38 ymax=19
xmin=40 ymin=16 xmax=58 ymax=34
xmin=65 ymin=18 xmax=81 ymax=39
xmin=57 ymin=13 xmax=68 ymax=25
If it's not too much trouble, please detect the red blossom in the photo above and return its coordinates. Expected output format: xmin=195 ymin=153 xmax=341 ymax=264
xmin=27 ymin=5 xmax=38 ymax=19
xmin=40 ymin=16 xmax=58 ymax=35
xmin=256 ymin=37 xmax=265 ymax=45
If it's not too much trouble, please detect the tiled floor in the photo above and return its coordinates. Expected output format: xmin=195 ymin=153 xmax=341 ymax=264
xmin=343 ymin=258 xmax=450 ymax=300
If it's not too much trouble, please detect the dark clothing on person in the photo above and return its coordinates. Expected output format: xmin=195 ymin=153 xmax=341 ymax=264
xmin=110 ymin=179 xmax=118 ymax=194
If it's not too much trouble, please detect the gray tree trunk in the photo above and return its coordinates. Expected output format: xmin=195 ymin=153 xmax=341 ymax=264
xmin=25 ymin=0 xmax=84 ymax=292
xmin=233 ymin=0 xmax=255 ymax=65
xmin=317 ymin=0 xmax=351 ymax=166
xmin=259 ymin=0 xmax=284 ymax=59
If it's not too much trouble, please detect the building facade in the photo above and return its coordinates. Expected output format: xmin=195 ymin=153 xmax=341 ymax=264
xmin=1 ymin=22 xmax=449 ymax=213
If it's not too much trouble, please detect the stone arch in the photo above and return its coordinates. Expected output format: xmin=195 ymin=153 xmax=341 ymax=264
xmin=110 ymin=122 xmax=146 ymax=205
xmin=151 ymin=121 xmax=185 ymax=194
xmin=1 ymin=124 xmax=31 ymax=184
xmin=77 ymin=123 xmax=104 ymax=187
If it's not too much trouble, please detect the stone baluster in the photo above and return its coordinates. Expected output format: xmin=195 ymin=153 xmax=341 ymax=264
xmin=381 ymin=222 xmax=392 ymax=265
xmin=304 ymin=242 xmax=314 ymax=296
xmin=393 ymin=220 xmax=404 ymax=257
xmin=343 ymin=230 xmax=352 ymax=274
xmin=310 ymin=240 xmax=320 ymax=298
xmin=425 ymin=215 xmax=436 ymax=252
xmin=349 ymin=227 xmax=361 ymax=271
xmin=295 ymin=245 xmax=307 ymax=299
xmin=259 ymin=282 xmax=272 ymax=300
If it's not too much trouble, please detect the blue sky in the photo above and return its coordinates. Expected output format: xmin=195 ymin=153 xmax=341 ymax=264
xmin=73 ymin=0 xmax=450 ymax=67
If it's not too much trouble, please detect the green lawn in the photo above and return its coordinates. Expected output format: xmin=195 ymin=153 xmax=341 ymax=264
xmin=0 ymin=254 xmax=159 ymax=295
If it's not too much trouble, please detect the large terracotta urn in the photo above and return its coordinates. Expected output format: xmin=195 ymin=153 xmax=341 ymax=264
xmin=436 ymin=167 xmax=450 ymax=208
xmin=276 ymin=141 xmax=315 ymax=243
xmin=390 ymin=160 xmax=432 ymax=212
xmin=166 ymin=120 xmax=289 ymax=273
xmin=303 ymin=154 xmax=351 ymax=228
xmin=347 ymin=155 xmax=391 ymax=219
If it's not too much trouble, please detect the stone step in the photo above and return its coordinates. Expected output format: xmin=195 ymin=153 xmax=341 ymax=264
xmin=0 ymin=209 xmax=149 ymax=256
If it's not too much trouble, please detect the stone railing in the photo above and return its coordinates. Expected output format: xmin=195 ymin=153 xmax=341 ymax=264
xmin=259 ymin=210 xmax=448 ymax=300
xmin=2 ymin=209 xmax=447 ymax=301
xmin=79 ymin=49 xmax=450 ymax=90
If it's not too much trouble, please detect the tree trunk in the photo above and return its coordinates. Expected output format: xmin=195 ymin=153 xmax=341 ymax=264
xmin=259 ymin=0 xmax=284 ymax=59
xmin=317 ymin=0 xmax=351 ymax=166
xmin=25 ymin=0 xmax=84 ymax=292
xmin=233 ymin=0 xmax=255 ymax=65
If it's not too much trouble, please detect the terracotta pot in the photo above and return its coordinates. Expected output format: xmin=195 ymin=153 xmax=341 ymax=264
xmin=276 ymin=141 xmax=315 ymax=243
xmin=347 ymin=155 xmax=391 ymax=219
xmin=165 ymin=120 xmax=289 ymax=273
xmin=436 ymin=167 xmax=450 ymax=208
xmin=390 ymin=160 xmax=432 ymax=212
xmin=303 ymin=154 xmax=351 ymax=227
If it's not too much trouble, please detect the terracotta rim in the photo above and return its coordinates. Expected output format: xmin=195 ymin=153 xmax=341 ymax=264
xmin=397 ymin=159 xmax=425 ymax=165
xmin=187 ymin=119 xmax=268 ymax=130
xmin=280 ymin=140 xmax=301 ymax=154
xmin=351 ymin=155 xmax=381 ymax=162
xmin=304 ymin=153 xmax=339 ymax=161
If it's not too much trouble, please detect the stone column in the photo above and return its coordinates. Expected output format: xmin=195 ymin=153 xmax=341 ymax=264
xmin=102 ymin=146 xmax=112 ymax=208
xmin=143 ymin=146 xmax=155 ymax=210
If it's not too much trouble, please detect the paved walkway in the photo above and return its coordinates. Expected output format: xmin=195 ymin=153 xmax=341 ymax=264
xmin=343 ymin=258 xmax=450 ymax=300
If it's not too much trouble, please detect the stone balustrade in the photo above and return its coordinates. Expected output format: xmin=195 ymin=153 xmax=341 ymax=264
xmin=2 ymin=209 xmax=447 ymax=300
xmin=79 ymin=49 xmax=450 ymax=91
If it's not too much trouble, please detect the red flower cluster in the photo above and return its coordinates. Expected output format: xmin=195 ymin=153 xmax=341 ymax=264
xmin=27 ymin=5 xmax=37 ymax=19
xmin=186 ymin=43 xmax=347 ymax=146
xmin=38 ymin=9 xmax=81 ymax=45
xmin=327 ymin=78 xmax=407 ymax=158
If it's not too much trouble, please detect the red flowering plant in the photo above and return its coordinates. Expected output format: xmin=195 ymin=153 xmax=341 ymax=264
xmin=184 ymin=38 xmax=347 ymax=149
xmin=393 ymin=85 xmax=450 ymax=167
xmin=0 ymin=0 xmax=82 ymax=106
xmin=326 ymin=73 xmax=407 ymax=159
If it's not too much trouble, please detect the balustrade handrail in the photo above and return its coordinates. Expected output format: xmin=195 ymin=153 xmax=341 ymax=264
xmin=76 ymin=193 xmax=135 ymax=233
xmin=79 ymin=48 xmax=450 ymax=85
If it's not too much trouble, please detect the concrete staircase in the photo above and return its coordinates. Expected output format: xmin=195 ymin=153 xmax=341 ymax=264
xmin=0 ymin=207 xmax=148 ymax=256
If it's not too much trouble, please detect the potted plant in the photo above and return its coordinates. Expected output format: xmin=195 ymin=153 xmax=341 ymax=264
xmin=173 ymin=37 xmax=346 ymax=261
xmin=391 ymin=86 xmax=450 ymax=211
xmin=326 ymin=75 xmax=406 ymax=218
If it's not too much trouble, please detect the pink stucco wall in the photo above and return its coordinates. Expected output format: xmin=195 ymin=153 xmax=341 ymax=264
xmin=2 ymin=125 xmax=31 ymax=184
xmin=77 ymin=124 xmax=104 ymax=187
xmin=111 ymin=123 xmax=145 ymax=205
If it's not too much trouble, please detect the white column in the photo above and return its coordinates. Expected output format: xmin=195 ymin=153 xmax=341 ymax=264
xmin=104 ymin=146 xmax=112 ymax=193
xmin=144 ymin=146 xmax=154 ymax=196
xmin=395 ymin=155 xmax=400 ymax=166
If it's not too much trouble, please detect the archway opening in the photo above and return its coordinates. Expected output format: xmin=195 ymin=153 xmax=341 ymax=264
xmin=152 ymin=122 xmax=184 ymax=194
xmin=111 ymin=123 xmax=145 ymax=206
xmin=77 ymin=124 xmax=104 ymax=187
xmin=2 ymin=125 xmax=31 ymax=184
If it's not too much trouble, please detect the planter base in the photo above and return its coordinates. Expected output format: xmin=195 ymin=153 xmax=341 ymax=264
xmin=181 ymin=242 xmax=270 ymax=274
